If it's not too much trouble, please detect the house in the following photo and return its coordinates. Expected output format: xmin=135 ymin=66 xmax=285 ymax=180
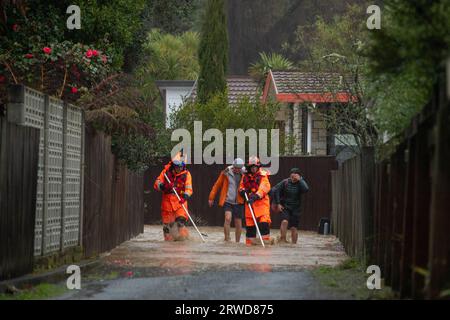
xmin=261 ymin=70 xmax=355 ymax=159
xmin=156 ymin=76 xmax=260 ymax=128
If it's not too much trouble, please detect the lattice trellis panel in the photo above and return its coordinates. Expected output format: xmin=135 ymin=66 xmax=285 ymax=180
xmin=44 ymin=97 xmax=64 ymax=254
xmin=63 ymin=105 xmax=82 ymax=249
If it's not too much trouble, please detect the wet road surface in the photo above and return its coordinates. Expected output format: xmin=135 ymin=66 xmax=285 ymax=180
xmin=57 ymin=226 xmax=349 ymax=300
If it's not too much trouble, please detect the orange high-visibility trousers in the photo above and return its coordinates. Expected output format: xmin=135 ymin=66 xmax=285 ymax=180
xmin=160 ymin=193 xmax=189 ymax=224
xmin=244 ymin=200 xmax=272 ymax=226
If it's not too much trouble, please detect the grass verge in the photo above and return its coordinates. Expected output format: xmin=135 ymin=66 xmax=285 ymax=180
xmin=0 ymin=283 xmax=68 ymax=300
xmin=311 ymin=258 xmax=397 ymax=300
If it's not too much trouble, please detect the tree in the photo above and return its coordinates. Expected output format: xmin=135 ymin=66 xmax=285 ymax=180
xmin=80 ymin=73 xmax=171 ymax=172
xmin=0 ymin=0 xmax=147 ymax=98
xmin=284 ymin=4 xmax=378 ymax=151
xmin=248 ymin=52 xmax=294 ymax=83
xmin=140 ymin=0 xmax=199 ymax=35
xmin=136 ymin=29 xmax=199 ymax=101
xmin=363 ymin=0 xmax=450 ymax=138
xmin=170 ymin=92 xmax=280 ymax=157
xmin=197 ymin=0 xmax=228 ymax=104
xmin=124 ymin=0 xmax=201 ymax=71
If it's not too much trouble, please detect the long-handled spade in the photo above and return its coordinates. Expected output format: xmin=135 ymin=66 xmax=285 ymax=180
xmin=244 ymin=192 xmax=265 ymax=247
xmin=164 ymin=172 xmax=206 ymax=242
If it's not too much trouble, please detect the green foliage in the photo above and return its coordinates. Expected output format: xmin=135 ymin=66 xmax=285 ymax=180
xmin=0 ymin=0 xmax=145 ymax=74
xmin=136 ymin=29 xmax=199 ymax=100
xmin=0 ymin=0 xmax=146 ymax=98
xmin=288 ymin=4 xmax=368 ymax=73
xmin=1 ymin=34 xmax=111 ymax=101
xmin=363 ymin=0 xmax=450 ymax=138
xmin=123 ymin=0 xmax=201 ymax=71
xmin=364 ymin=0 xmax=450 ymax=77
xmin=112 ymin=104 xmax=171 ymax=172
xmin=63 ymin=0 xmax=146 ymax=69
xmin=170 ymin=92 xmax=280 ymax=156
xmin=81 ymin=74 xmax=172 ymax=172
xmin=172 ymin=93 xmax=279 ymax=132
xmin=284 ymin=4 xmax=378 ymax=149
xmin=0 ymin=0 xmax=173 ymax=172
xmin=197 ymin=0 xmax=228 ymax=104
xmin=248 ymin=52 xmax=295 ymax=83
xmin=140 ymin=0 xmax=199 ymax=35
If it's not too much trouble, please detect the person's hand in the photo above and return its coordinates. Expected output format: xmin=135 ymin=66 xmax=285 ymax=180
xmin=277 ymin=204 xmax=284 ymax=212
xmin=163 ymin=181 xmax=174 ymax=191
xmin=179 ymin=193 xmax=189 ymax=204
xmin=248 ymin=193 xmax=260 ymax=205
xmin=208 ymin=200 xmax=214 ymax=207
xmin=239 ymin=189 xmax=246 ymax=198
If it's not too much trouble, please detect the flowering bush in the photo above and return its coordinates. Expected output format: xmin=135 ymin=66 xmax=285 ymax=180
xmin=1 ymin=39 xmax=112 ymax=101
xmin=0 ymin=4 xmax=115 ymax=102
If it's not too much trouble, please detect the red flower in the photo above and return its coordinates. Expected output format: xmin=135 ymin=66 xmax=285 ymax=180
xmin=125 ymin=271 xmax=133 ymax=278
xmin=12 ymin=24 xmax=19 ymax=32
xmin=101 ymin=55 xmax=108 ymax=63
xmin=85 ymin=49 xmax=93 ymax=58
xmin=92 ymin=50 xmax=99 ymax=57
xmin=71 ymin=87 xmax=78 ymax=94
xmin=0 ymin=75 xmax=5 ymax=83
xmin=43 ymin=47 xmax=52 ymax=55
xmin=25 ymin=53 xmax=33 ymax=59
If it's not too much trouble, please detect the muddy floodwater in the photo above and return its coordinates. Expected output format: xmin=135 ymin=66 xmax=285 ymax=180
xmin=57 ymin=225 xmax=351 ymax=299
xmin=102 ymin=225 xmax=347 ymax=273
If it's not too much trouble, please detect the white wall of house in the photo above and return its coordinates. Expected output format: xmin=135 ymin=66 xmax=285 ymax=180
xmin=161 ymin=87 xmax=193 ymax=128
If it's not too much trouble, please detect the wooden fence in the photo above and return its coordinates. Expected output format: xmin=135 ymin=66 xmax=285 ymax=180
xmin=331 ymin=69 xmax=450 ymax=299
xmin=0 ymin=117 xmax=40 ymax=280
xmin=144 ymin=156 xmax=338 ymax=231
xmin=82 ymin=127 xmax=144 ymax=258
xmin=331 ymin=148 xmax=375 ymax=262
xmin=373 ymin=72 xmax=450 ymax=299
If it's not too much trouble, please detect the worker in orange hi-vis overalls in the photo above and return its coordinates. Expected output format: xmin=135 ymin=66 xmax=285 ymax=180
xmin=154 ymin=153 xmax=193 ymax=241
xmin=239 ymin=156 xmax=274 ymax=246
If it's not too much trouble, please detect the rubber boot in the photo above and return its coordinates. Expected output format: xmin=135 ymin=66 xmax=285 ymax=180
xmin=177 ymin=226 xmax=189 ymax=241
xmin=164 ymin=233 xmax=174 ymax=241
xmin=246 ymin=237 xmax=256 ymax=246
xmin=262 ymin=235 xmax=275 ymax=245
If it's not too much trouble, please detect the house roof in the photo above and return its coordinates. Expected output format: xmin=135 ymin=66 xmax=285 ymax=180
xmin=190 ymin=76 xmax=260 ymax=105
xmin=155 ymin=80 xmax=196 ymax=88
xmin=262 ymin=70 xmax=355 ymax=103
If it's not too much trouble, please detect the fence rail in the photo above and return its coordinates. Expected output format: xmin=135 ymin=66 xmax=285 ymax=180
xmin=144 ymin=156 xmax=338 ymax=231
xmin=0 ymin=118 xmax=40 ymax=280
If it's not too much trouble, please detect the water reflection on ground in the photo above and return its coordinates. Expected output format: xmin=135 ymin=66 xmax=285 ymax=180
xmin=101 ymin=225 xmax=348 ymax=274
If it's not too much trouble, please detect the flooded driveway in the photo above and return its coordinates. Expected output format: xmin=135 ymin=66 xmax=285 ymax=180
xmin=58 ymin=225 xmax=349 ymax=300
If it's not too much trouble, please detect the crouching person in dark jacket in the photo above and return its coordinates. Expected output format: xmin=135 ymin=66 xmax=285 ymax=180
xmin=271 ymin=168 xmax=309 ymax=244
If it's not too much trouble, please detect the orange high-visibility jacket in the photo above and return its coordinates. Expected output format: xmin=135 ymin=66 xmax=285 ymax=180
xmin=209 ymin=166 xmax=244 ymax=207
xmin=239 ymin=169 xmax=271 ymax=219
xmin=154 ymin=162 xmax=193 ymax=215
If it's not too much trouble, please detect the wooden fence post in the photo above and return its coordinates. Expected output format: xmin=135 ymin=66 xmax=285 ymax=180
xmin=427 ymin=63 xmax=450 ymax=299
